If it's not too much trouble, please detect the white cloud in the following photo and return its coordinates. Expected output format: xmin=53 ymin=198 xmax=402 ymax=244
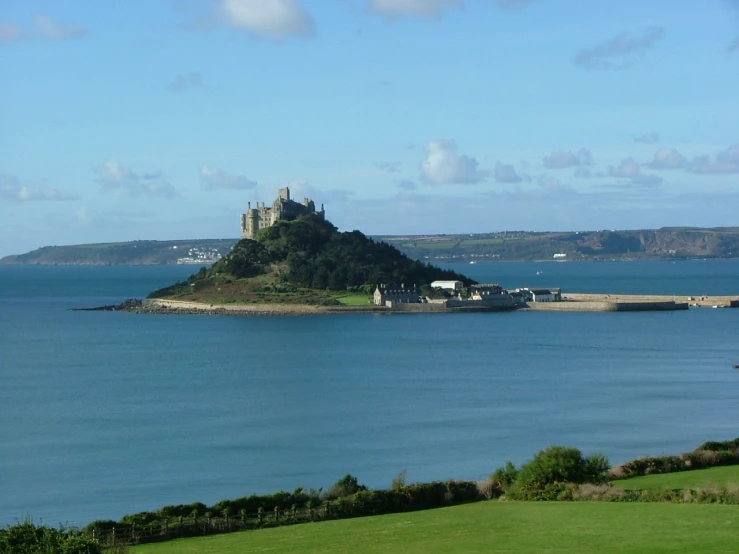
xmin=690 ymin=144 xmax=739 ymax=174
xmin=728 ymin=37 xmax=739 ymax=54
xmin=0 ymin=22 xmax=24 ymax=44
xmin=420 ymin=140 xmax=488 ymax=185
xmin=93 ymin=160 xmax=179 ymax=199
xmin=199 ymin=166 xmax=257 ymax=190
xmin=217 ymin=0 xmax=314 ymax=39
xmin=398 ymin=179 xmax=417 ymax=191
xmin=608 ymin=158 xmax=641 ymax=179
xmin=167 ymin=72 xmax=204 ymax=92
xmin=574 ymin=27 xmax=665 ymax=71
xmin=633 ymin=132 xmax=659 ymax=144
xmin=607 ymin=157 xmax=662 ymax=185
xmin=33 ymin=16 xmax=87 ymax=40
xmin=369 ymin=0 xmax=461 ymax=18
xmin=494 ymin=162 xmax=522 ymax=183
xmin=648 ymin=148 xmax=686 ymax=170
xmin=0 ymin=173 xmax=80 ymax=202
xmin=542 ymin=148 xmax=592 ymax=169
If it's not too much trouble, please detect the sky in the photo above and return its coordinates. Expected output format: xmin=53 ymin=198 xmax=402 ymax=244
xmin=1 ymin=0 xmax=738 ymax=256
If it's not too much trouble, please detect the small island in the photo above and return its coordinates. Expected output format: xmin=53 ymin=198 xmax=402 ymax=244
xmin=141 ymin=188 xmax=510 ymax=315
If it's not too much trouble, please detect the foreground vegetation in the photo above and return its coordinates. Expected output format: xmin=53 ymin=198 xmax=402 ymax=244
xmin=148 ymin=215 xmax=473 ymax=304
xmin=612 ymin=465 xmax=739 ymax=491
xmin=6 ymin=437 xmax=739 ymax=552
xmin=0 ymin=520 xmax=101 ymax=554
xmin=129 ymin=502 xmax=739 ymax=554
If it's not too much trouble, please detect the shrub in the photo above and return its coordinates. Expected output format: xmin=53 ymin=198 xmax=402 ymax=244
xmin=324 ymin=474 xmax=367 ymax=500
xmin=476 ymin=478 xmax=497 ymax=500
xmin=504 ymin=445 xmax=609 ymax=500
xmin=0 ymin=520 xmax=102 ymax=554
xmin=391 ymin=470 xmax=407 ymax=491
xmin=490 ymin=461 xmax=519 ymax=492
xmin=696 ymin=438 xmax=739 ymax=451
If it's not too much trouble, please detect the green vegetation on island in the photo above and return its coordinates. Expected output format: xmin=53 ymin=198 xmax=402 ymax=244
xmin=147 ymin=215 xmax=474 ymax=305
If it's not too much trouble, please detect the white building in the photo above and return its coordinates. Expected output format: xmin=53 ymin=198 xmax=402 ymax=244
xmin=430 ymin=280 xmax=463 ymax=291
xmin=530 ymin=289 xmax=554 ymax=302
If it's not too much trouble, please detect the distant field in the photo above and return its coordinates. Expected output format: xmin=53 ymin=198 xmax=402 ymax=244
xmin=459 ymin=238 xmax=505 ymax=246
xmin=613 ymin=466 xmax=739 ymax=491
xmin=413 ymin=241 xmax=458 ymax=250
xmin=129 ymin=501 xmax=739 ymax=554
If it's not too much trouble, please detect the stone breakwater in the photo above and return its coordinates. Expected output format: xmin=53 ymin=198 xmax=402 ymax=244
xmin=524 ymin=293 xmax=738 ymax=312
xmin=565 ymin=293 xmax=738 ymax=308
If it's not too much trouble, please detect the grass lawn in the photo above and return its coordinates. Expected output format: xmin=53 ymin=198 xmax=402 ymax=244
xmin=129 ymin=501 xmax=739 ymax=554
xmin=612 ymin=465 xmax=739 ymax=491
xmin=335 ymin=294 xmax=373 ymax=306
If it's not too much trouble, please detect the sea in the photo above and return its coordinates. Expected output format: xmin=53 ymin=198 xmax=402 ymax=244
xmin=1 ymin=260 xmax=738 ymax=526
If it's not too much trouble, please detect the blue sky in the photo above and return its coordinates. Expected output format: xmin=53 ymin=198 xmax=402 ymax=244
xmin=1 ymin=0 xmax=738 ymax=256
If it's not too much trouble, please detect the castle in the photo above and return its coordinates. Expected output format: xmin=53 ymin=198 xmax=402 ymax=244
xmin=240 ymin=187 xmax=325 ymax=239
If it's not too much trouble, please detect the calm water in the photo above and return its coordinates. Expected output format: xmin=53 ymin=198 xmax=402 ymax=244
xmin=1 ymin=261 xmax=738 ymax=526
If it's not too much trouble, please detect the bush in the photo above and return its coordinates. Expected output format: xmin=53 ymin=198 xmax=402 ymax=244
xmin=0 ymin=520 xmax=102 ymax=554
xmin=324 ymin=475 xmax=367 ymax=500
xmin=500 ymin=445 xmax=609 ymax=501
xmin=490 ymin=461 xmax=518 ymax=492
xmin=696 ymin=438 xmax=739 ymax=451
xmin=391 ymin=470 xmax=407 ymax=491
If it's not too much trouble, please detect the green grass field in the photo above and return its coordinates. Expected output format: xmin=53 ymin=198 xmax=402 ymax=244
xmin=335 ymin=294 xmax=373 ymax=306
xmin=129 ymin=501 xmax=739 ymax=554
xmin=612 ymin=465 xmax=739 ymax=491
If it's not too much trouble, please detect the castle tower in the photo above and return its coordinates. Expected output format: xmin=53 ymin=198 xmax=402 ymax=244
xmin=240 ymin=188 xmax=324 ymax=239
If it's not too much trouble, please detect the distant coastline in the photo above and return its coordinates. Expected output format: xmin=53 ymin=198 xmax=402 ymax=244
xmin=4 ymin=226 xmax=739 ymax=266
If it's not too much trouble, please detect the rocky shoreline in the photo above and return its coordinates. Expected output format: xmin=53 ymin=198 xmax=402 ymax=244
xmin=76 ymin=293 xmax=738 ymax=317
xmin=77 ymin=298 xmax=391 ymax=316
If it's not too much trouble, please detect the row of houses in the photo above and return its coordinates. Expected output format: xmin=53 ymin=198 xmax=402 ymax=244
xmin=373 ymin=282 xmax=562 ymax=307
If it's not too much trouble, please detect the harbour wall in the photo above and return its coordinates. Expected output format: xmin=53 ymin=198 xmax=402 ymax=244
xmin=525 ymin=301 xmax=689 ymax=312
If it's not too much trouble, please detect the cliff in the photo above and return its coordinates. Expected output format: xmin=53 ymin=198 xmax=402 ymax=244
xmin=0 ymin=239 xmax=234 ymax=266
xmin=379 ymin=226 xmax=739 ymax=262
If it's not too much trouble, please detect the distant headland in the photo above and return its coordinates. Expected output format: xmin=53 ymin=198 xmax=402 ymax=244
xmin=3 ymin=206 xmax=739 ymax=267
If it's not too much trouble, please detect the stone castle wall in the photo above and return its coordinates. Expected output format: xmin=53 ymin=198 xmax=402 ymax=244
xmin=240 ymin=187 xmax=324 ymax=239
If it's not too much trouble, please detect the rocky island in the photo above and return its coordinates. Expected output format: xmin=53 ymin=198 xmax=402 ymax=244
xmin=138 ymin=190 xmax=490 ymax=315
